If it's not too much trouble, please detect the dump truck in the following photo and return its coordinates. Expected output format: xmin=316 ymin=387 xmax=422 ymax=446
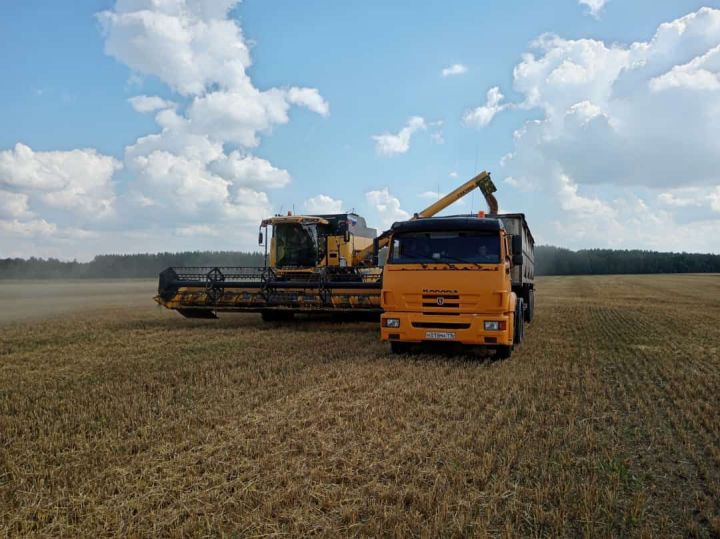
xmin=155 ymin=171 xmax=502 ymax=320
xmin=379 ymin=210 xmax=535 ymax=358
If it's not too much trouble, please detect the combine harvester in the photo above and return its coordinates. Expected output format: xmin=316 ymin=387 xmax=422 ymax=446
xmin=155 ymin=172 xmax=500 ymax=320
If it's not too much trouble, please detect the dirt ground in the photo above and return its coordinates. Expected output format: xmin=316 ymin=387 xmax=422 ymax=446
xmin=1 ymin=275 xmax=719 ymax=537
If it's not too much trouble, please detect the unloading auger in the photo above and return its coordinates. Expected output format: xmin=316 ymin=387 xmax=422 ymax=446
xmin=154 ymin=171 xmax=498 ymax=320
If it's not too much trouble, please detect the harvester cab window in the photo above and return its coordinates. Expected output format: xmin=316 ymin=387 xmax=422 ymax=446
xmin=390 ymin=231 xmax=501 ymax=265
xmin=275 ymin=224 xmax=318 ymax=267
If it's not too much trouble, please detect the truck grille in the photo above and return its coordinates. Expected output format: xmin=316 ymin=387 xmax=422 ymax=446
xmin=422 ymin=294 xmax=460 ymax=309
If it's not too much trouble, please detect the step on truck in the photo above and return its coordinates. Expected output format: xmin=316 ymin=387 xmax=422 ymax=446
xmin=380 ymin=212 xmax=535 ymax=358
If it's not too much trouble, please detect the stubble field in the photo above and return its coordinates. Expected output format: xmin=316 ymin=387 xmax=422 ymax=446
xmin=1 ymin=275 xmax=719 ymax=537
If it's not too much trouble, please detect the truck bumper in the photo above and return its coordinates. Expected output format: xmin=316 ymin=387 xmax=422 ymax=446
xmin=380 ymin=312 xmax=513 ymax=346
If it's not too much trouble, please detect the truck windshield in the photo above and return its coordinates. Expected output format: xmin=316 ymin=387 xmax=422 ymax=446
xmin=275 ymin=224 xmax=318 ymax=267
xmin=389 ymin=231 xmax=501 ymax=264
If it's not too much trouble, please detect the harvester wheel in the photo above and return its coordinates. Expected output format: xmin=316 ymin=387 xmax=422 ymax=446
xmin=390 ymin=341 xmax=410 ymax=354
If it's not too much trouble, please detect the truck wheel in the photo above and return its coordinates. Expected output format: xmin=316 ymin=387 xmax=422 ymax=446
xmin=524 ymin=289 xmax=534 ymax=323
xmin=515 ymin=299 xmax=525 ymax=345
xmin=390 ymin=341 xmax=410 ymax=354
xmin=495 ymin=346 xmax=512 ymax=359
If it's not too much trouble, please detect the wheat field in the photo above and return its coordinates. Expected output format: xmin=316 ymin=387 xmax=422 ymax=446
xmin=1 ymin=275 xmax=719 ymax=537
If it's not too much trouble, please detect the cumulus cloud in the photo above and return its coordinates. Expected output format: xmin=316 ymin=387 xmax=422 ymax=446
xmin=97 ymin=0 xmax=251 ymax=96
xmin=441 ymin=64 xmax=468 ymax=77
xmin=304 ymin=194 xmax=343 ymax=214
xmin=0 ymin=143 xmax=121 ymax=217
xmin=209 ymin=152 xmax=290 ymax=189
xmin=175 ymin=224 xmax=220 ymax=237
xmin=579 ymin=0 xmax=608 ymax=18
xmin=710 ymin=188 xmax=720 ymax=213
xmin=372 ymin=116 xmax=427 ymax=156
xmin=128 ymin=95 xmax=175 ymax=113
xmin=1 ymin=0 xmax=330 ymax=258
xmin=463 ymin=87 xmax=509 ymax=127
xmin=285 ymin=87 xmax=330 ymax=116
xmin=488 ymin=7 xmax=720 ymax=250
xmin=100 ymin=0 xmax=329 ymax=236
xmin=366 ymin=188 xmax=410 ymax=228
xmin=0 ymin=190 xmax=31 ymax=219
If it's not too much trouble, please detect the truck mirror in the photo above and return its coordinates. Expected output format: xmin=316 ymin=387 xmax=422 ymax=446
xmin=511 ymin=234 xmax=522 ymax=254
xmin=344 ymin=230 xmax=350 ymax=243
xmin=258 ymin=231 xmax=264 ymax=245
xmin=512 ymin=253 xmax=524 ymax=266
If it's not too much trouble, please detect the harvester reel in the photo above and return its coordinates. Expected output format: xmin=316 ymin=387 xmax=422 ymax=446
xmin=205 ymin=267 xmax=226 ymax=304
xmin=206 ymin=285 xmax=224 ymax=304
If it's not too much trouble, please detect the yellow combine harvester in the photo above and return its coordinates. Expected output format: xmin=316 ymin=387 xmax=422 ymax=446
xmin=155 ymin=171 xmax=498 ymax=320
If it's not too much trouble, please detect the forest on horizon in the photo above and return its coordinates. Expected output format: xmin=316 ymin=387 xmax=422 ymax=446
xmin=1 ymin=246 xmax=719 ymax=279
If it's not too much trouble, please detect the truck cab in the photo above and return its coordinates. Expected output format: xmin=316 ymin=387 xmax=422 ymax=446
xmin=380 ymin=214 xmax=534 ymax=357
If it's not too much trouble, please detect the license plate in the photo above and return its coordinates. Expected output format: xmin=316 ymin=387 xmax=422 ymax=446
xmin=425 ymin=331 xmax=456 ymax=340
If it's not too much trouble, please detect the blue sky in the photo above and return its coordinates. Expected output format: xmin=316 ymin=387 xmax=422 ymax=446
xmin=1 ymin=0 xmax=720 ymax=259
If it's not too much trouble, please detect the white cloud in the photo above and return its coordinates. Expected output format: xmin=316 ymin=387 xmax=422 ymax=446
xmin=128 ymin=95 xmax=175 ymax=113
xmin=366 ymin=188 xmax=410 ymax=228
xmin=463 ymin=87 xmax=509 ymax=127
xmin=556 ymin=174 xmax=614 ymax=218
xmin=372 ymin=116 xmax=427 ymax=156
xmin=0 ymin=143 xmax=121 ymax=217
xmin=578 ymin=0 xmax=608 ymax=18
xmin=97 ymin=0 xmax=250 ymax=96
xmin=285 ymin=87 xmax=330 ymax=117
xmin=0 ymin=190 xmax=31 ymax=219
xmin=95 ymin=0 xmax=328 ymax=236
xmin=649 ymin=44 xmax=720 ymax=92
xmin=210 ymin=152 xmax=291 ymax=189
xmin=175 ymin=224 xmax=220 ymax=237
xmin=441 ymin=64 xmax=468 ymax=77
xmin=491 ymin=7 xmax=720 ymax=251
xmin=710 ymin=187 xmax=720 ymax=213
xmin=0 ymin=218 xmax=57 ymax=237
xmin=304 ymin=194 xmax=343 ymax=214
xmin=657 ymin=187 xmax=720 ymax=217
xmin=0 ymin=0 xmax=326 ymax=257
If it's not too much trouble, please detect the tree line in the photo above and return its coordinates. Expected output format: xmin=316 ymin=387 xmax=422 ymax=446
xmin=0 ymin=252 xmax=265 ymax=279
xmin=0 ymin=246 xmax=718 ymax=279
xmin=535 ymin=245 xmax=720 ymax=275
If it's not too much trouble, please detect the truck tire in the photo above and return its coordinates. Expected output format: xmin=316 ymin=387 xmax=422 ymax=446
xmin=390 ymin=341 xmax=410 ymax=354
xmin=495 ymin=346 xmax=512 ymax=359
xmin=524 ymin=289 xmax=534 ymax=323
xmin=515 ymin=299 xmax=524 ymax=345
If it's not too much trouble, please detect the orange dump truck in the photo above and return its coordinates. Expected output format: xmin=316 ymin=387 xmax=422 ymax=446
xmin=380 ymin=213 xmax=534 ymax=357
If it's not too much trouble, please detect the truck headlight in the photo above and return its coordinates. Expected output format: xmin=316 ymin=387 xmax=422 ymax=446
xmin=484 ymin=321 xmax=501 ymax=331
xmin=383 ymin=318 xmax=400 ymax=328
